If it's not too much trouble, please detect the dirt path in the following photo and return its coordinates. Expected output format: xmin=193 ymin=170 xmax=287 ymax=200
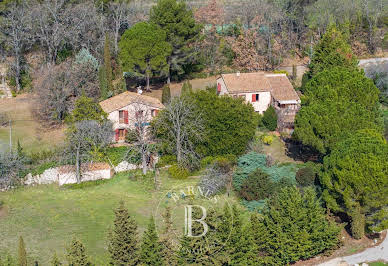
xmin=318 ymin=231 xmax=388 ymax=266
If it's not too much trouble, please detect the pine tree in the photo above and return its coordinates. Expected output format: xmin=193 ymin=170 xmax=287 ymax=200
xmin=160 ymin=206 xmax=176 ymax=265
xmin=108 ymin=201 xmax=139 ymax=265
xmin=140 ymin=216 xmax=163 ymax=265
xmin=181 ymin=80 xmax=192 ymax=95
xmin=51 ymin=252 xmax=62 ymax=266
xmin=66 ymin=237 xmax=91 ymax=266
xmin=161 ymin=84 xmax=171 ymax=104
xmin=104 ymin=33 xmax=113 ymax=93
xmin=18 ymin=236 xmax=27 ymax=266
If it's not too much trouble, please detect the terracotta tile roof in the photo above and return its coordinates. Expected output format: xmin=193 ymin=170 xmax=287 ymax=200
xmin=99 ymin=91 xmax=164 ymax=113
xmin=220 ymin=72 xmax=300 ymax=102
xmin=220 ymin=72 xmax=271 ymax=93
xmin=266 ymin=74 xmax=300 ymax=102
xmin=58 ymin=162 xmax=111 ymax=174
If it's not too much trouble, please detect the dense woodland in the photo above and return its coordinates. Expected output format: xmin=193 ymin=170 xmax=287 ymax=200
xmin=0 ymin=0 xmax=388 ymax=264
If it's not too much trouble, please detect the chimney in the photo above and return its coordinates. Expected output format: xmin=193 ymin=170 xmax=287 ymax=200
xmin=236 ymin=71 xmax=240 ymax=77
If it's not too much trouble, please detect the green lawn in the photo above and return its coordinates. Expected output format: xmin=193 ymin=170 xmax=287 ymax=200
xmin=0 ymin=170 xmax=235 ymax=264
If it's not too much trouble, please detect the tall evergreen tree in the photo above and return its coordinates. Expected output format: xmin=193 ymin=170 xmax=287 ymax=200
xmin=108 ymin=201 xmax=139 ymax=265
xmin=307 ymin=25 xmax=358 ymax=79
xmin=161 ymin=84 xmax=171 ymax=105
xmin=51 ymin=252 xmax=62 ymax=266
xmin=160 ymin=206 xmax=176 ymax=265
xmin=150 ymin=0 xmax=202 ymax=83
xmin=140 ymin=216 xmax=163 ymax=265
xmin=18 ymin=236 xmax=27 ymax=266
xmin=104 ymin=33 xmax=113 ymax=93
xmin=181 ymin=80 xmax=192 ymax=95
xmin=66 ymin=237 xmax=91 ymax=266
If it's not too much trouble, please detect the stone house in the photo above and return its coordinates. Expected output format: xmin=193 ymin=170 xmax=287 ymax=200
xmin=99 ymin=91 xmax=164 ymax=142
xmin=216 ymin=72 xmax=300 ymax=132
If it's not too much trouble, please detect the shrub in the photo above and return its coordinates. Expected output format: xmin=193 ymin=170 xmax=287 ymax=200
xmin=0 ymin=200 xmax=4 ymax=209
xmin=157 ymin=155 xmax=177 ymax=168
xmin=168 ymin=164 xmax=189 ymax=179
xmin=200 ymin=156 xmax=215 ymax=168
xmin=30 ymin=161 xmax=58 ymax=176
xmin=261 ymin=134 xmax=274 ymax=145
xmin=199 ymin=164 xmax=230 ymax=196
xmin=233 ymin=152 xmax=297 ymax=191
xmin=262 ymin=106 xmax=278 ymax=131
xmin=239 ymin=169 xmax=275 ymax=201
xmin=295 ymin=165 xmax=317 ymax=187
xmin=106 ymin=146 xmax=141 ymax=166
xmin=125 ymin=129 xmax=137 ymax=144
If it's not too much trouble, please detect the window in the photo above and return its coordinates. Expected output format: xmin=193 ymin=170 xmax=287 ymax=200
xmin=135 ymin=110 xmax=144 ymax=118
xmin=119 ymin=110 xmax=124 ymax=124
xmin=251 ymin=94 xmax=259 ymax=102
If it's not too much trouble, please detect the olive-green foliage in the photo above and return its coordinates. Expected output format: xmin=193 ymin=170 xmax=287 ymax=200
xmin=150 ymin=0 xmax=201 ymax=79
xmin=167 ymin=164 xmax=189 ymax=179
xmin=119 ymin=22 xmax=172 ymax=80
xmin=156 ymin=154 xmax=177 ymax=168
xmin=161 ymin=84 xmax=171 ymax=104
xmin=181 ymin=80 xmax=192 ymax=95
xmin=321 ymin=129 xmax=388 ymax=237
xmin=239 ymin=169 xmax=276 ymax=201
xmin=251 ymin=187 xmax=340 ymax=264
xmin=307 ymin=25 xmax=358 ymax=79
xmin=66 ymin=96 xmax=107 ymax=124
xmin=261 ymin=134 xmax=274 ymax=145
xmin=233 ymin=152 xmax=297 ymax=191
xmin=108 ymin=201 xmax=139 ymax=265
xmin=140 ymin=217 xmax=163 ymax=266
xmin=66 ymin=237 xmax=91 ymax=266
xmin=104 ymin=34 xmax=113 ymax=93
xmin=192 ymin=90 xmax=257 ymax=156
xmin=295 ymin=164 xmax=318 ymax=187
xmin=294 ymin=67 xmax=383 ymax=154
xmin=262 ymin=106 xmax=278 ymax=131
xmin=51 ymin=252 xmax=62 ymax=266
xmin=18 ymin=236 xmax=27 ymax=266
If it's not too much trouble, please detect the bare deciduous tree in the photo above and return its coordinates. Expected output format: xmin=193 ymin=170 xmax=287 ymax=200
xmin=154 ymin=95 xmax=204 ymax=168
xmin=65 ymin=120 xmax=113 ymax=183
xmin=2 ymin=1 xmax=32 ymax=91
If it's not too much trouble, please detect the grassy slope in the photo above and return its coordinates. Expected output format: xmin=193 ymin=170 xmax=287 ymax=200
xmin=0 ymin=94 xmax=65 ymax=153
xmin=0 ymin=170 xmax=236 ymax=264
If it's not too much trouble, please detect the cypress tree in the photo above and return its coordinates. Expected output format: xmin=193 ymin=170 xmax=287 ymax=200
xmin=66 ymin=237 xmax=91 ymax=266
xmin=51 ymin=252 xmax=62 ymax=266
xmin=161 ymin=84 xmax=171 ymax=104
xmin=104 ymin=33 xmax=113 ymax=93
xmin=140 ymin=216 xmax=163 ymax=265
xmin=108 ymin=201 xmax=139 ymax=265
xmin=160 ymin=206 xmax=176 ymax=265
xmin=181 ymin=80 xmax=192 ymax=95
xmin=18 ymin=236 xmax=27 ymax=266
xmin=262 ymin=106 xmax=278 ymax=131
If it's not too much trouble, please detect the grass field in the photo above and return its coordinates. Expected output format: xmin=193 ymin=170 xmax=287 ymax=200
xmin=0 ymin=94 xmax=65 ymax=153
xmin=0 ymin=169 xmax=237 ymax=264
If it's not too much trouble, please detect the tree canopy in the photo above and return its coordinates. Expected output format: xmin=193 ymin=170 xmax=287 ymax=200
xmin=150 ymin=0 xmax=201 ymax=81
xmin=320 ymin=129 xmax=388 ymax=238
xmin=118 ymin=22 xmax=172 ymax=90
xmin=307 ymin=25 xmax=358 ymax=78
xmin=294 ymin=66 xmax=383 ymax=154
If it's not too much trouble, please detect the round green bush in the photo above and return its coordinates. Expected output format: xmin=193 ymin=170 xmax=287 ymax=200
xmin=262 ymin=106 xmax=278 ymax=131
xmin=261 ymin=134 xmax=274 ymax=145
xmin=168 ymin=164 xmax=189 ymax=179
xmin=200 ymin=156 xmax=215 ymax=168
xmin=156 ymin=155 xmax=177 ymax=168
xmin=295 ymin=166 xmax=316 ymax=186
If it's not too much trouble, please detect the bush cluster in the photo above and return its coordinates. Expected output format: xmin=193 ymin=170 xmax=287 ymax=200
xmin=168 ymin=164 xmax=190 ymax=179
xmin=295 ymin=165 xmax=317 ymax=187
xmin=156 ymin=155 xmax=177 ymax=168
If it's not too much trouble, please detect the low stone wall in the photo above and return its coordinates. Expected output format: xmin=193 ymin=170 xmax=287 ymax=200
xmin=24 ymin=161 xmax=140 ymax=186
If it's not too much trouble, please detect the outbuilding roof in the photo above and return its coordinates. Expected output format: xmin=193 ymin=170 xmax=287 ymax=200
xmin=99 ymin=91 xmax=164 ymax=113
xmin=219 ymin=72 xmax=300 ymax=103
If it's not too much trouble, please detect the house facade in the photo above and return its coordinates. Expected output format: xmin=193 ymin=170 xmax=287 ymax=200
xmin=217 ymin=72 xmax=301 ymax=132
xmin=99 ymin=91 xmax=164 ymax=142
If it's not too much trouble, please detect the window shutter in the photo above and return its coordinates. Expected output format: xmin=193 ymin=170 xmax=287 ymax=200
xmin=252 ymin=94 xmax=256 ymax=102
xmin=217 ymin=83 xmax=221 ymax=92
xmin=155 ymin=109 xmax=159 ymax=116
xmin=115 ymin=129 xmax=119 ymax=142
xmin=124 ymin=110 xmax=129 ymax=124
